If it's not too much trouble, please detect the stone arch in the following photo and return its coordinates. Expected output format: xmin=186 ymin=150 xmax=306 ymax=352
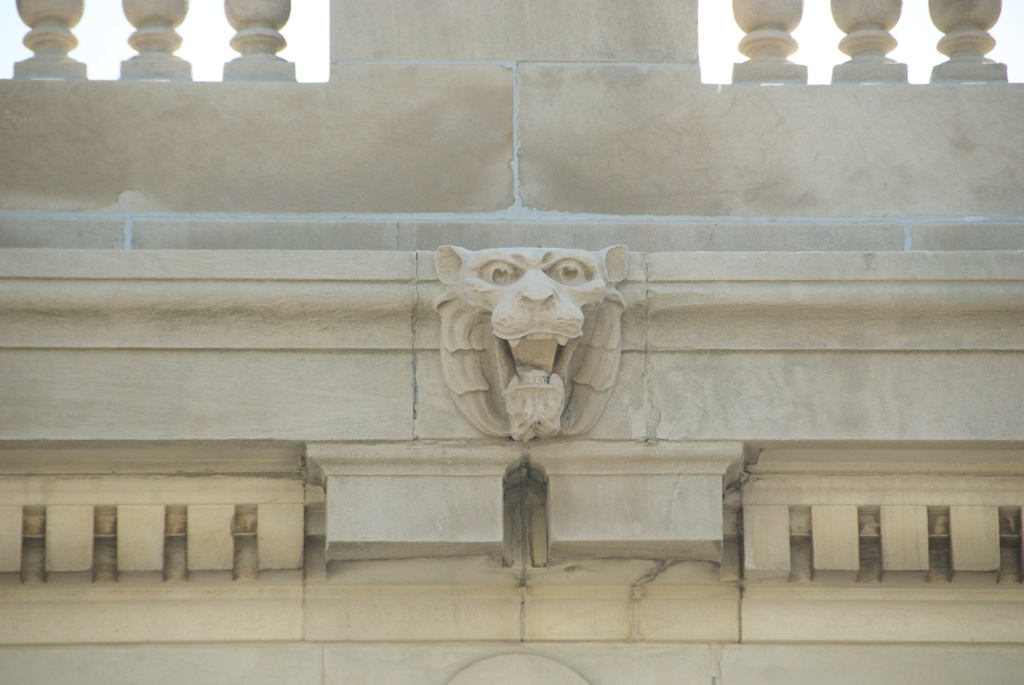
xmin=502 ymin=459 xmax=549 ymax=568
xmin=448 ymin=654 xmax=589 ymax=685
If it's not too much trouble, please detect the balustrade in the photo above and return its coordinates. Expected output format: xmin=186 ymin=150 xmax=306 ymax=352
xmin=224 ymin=0 xmax=295 ymax=81
xmin=831 ymin=0 xmax=907 ymax=83
xmin=930 ymin=0 xmax=1007 ymax=82
xmin=2 ymin=2 xmax=1019 ymax=85
xmin=732 ymin=0 xmax=808 ymax=84
xmin=12 ymin=0 xmax=87 ymax=80
xmin=120 ymin=0 xmax=191 ymax=81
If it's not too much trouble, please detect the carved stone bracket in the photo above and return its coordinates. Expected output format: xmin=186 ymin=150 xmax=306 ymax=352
xmin=433 ymin=246 xmax=628 ymax=441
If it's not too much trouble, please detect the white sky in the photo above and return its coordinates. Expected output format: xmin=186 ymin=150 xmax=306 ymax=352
xmin=0 ymin=1 xmax=1020 ymax=83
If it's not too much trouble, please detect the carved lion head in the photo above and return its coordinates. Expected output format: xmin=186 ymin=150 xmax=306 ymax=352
xmin=434 ymin=246 xmax=628 ymax=441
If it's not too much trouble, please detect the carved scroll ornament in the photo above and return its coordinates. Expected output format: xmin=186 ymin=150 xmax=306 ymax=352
xmin=434 ymin=245 xmax=628 ymax=441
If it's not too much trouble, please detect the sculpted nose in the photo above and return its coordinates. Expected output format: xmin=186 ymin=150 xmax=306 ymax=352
xmin=518 ymin=284 xmax=556 ymax=307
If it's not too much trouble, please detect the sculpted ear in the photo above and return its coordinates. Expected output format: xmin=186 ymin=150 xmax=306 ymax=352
xmin=435 ymin=246 xmax=471 ymax=286
xmin=598 ymin=245 xmax=628 ymax=283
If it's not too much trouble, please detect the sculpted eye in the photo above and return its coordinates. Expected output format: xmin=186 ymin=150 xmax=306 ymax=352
xmin=484 ymin=263 xmax=521 ymax=286
xmin=546 ymin=260 xmax=590 ymax=285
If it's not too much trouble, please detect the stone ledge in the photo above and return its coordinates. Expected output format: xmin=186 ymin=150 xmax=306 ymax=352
xmin=6 ymin=217 xmax=1023 ymax=252
xmin=330 ymin=0 xmax=699 ymax=63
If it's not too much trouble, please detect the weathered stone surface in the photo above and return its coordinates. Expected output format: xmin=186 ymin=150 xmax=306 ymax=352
xmin=635 ymin=586 xmax=739 ymax=642
xmin=0 ymin=68 xmax=513 ymax=213
xmin=324 ymin=474 xmax=504 ymax=560
xmin=187 ymin=505 xmax=235 ymax=571
xmin=950 ymin=506 xmax=1001 ymax=572
xmin=742 ymin=589 xmax=1024 ymax=643
xmin=720 ymin=644 xmax=1024 ymax=685
xmin=398 ymin=221 xmax=905 ymax=253
xmin=811 ymin=505 xmax=860 ymax=573
xmin=257 ymin=504 xmax=305 ymax=570
xmin=523 ymin=586 xmax=632 ymax=641
xmin=880 ymin=506 xmax=930 ymax=572
xmin=0 ymin=350 xmax=413 ymax=441
xmin=548 ymin=473 xmax=722 ymax=561
xmin=519 ymin=67 xmax=1024 ymax=216
xmin=305 ymin=586 xmax=521 ymax=642
xmin=0 ymin=475 xmax=303 ymax=506
xmin=44 ymin=505 xmax=93 ymax=573
xmin=0 ymin=218 xmax=123 ymax=249
xmin=116 ymin=505 xmax=166 ymax=572
xmin=743 ymin=505 xmax=791 ymax=580
xmin=132 ymin=219 xmax=399 ymax=250
xmin=0 ymin=507 xmax=22 ymax=573
xmin=0 ymin=644 xmax=322 ymax=685
xmin=652 ymin=352 xmax=1024 ymax=441
xmin=448 ymin=654 xmax=589 ymax=685
xmin=321 ymin=644 xmax=712 ymax=685
xmin=908 ymin=222 xmax=1024 ymax=251
xmin=0 ymin=589 xmax=304 ymax=643
xmin=331 ymin=0 xmax=698 ymax=63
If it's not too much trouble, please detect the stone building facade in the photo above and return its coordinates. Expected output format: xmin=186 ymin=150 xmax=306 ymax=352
xmin=1 ymin=1 xmax=1023 ymax=683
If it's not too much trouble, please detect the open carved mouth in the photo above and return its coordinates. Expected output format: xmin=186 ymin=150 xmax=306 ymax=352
xmin=494 ymin=332 xmax=580 ymax=440
xmin=495 ymin=333 xmax=579 ymax=391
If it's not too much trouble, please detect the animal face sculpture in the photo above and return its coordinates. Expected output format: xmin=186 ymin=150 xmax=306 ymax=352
xmin=434 ymin=246 xmax=628 ymax=441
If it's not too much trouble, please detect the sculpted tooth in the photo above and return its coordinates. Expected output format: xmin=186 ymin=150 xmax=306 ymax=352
xmin=508 ymin=338 xmax=521 ymax=349
xmin=556 ymin=335 xmax=569 ymax=346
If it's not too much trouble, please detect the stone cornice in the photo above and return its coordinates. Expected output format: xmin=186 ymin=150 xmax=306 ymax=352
xmin=2 ymin=249 xmax=1021 ymax=352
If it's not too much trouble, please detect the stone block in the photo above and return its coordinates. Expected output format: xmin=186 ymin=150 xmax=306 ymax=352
xmin=833 ymin=60 xmax=908 ymax=84
xmin=324 ymin=475 xmax=504 ymax=560
xmin=131 ymin=219 xmax=398 ymax=250
xmin=742 ymin=591 xmax=1024 ymax=643
xmin=45 ymin=505 xmax=93 ymax=573
xmin=518 ymin=67 xmax=1024 ymax=216
xmin=0 ymin=71 xmax=513 ymax=213
xmin=635 ymin=587 xmax=739 ymax=641
xmin=720 ymin=644 xmax=1024 ymax=685
xmin=321 ymin=644 xmax=712 ymax=685
xmin=412 ymin=351 xmax=491 ymax=440
xmin=116 ymin=505 xmax=166 ymax=572
xmin=743 ymin=505 xmax=791 ymax=580
xmin=187 ymin=505 xmax=235 ymax=571
xmin=950 ymin=506 xmax=1000 ymax=572
xmin=547 ymin=473 xmax=722 ymax=561
xmin=0 ymin=218 xmax=124 ymax=249
xmin=880 ymin=506 xmax=929 ymax=572
xmin=524 ymin=587 xmax=632 ymax=641
xmin=811 ymin=506 xmax=860 ymax=572
xmin=0 ymin=644 xmax=323 ymax=685
xmin=0 ymin=350 xmax=413 ymax=441
xmin=397 ymin=220 xmax=904 ymax=253
xmin=908 ymin=222 xmax=1024 ymax=251
xmin=305 ymin=586 xmax=521 ymax=641
xmin=0 ymin=507 xmax=22 ymax=573
xmin=0 ymin=475 xmax=303 ymax=507
xmin=331 ymin=0 xmax=698 ymax=62
xmin=652 ymin=352 xmax=1024 ymax=442
xmin=0 ymin=250 xmax=416 ymax=351
xmin=257 ymin=504 xmax=304 ymax=570
xmin=0 ymin=592 xmax=304 ymax=644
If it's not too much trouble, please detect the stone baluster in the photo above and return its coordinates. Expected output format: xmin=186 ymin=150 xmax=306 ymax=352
xmin=223 ymin=0 xmax=295 ymax=82
xmin=929 ymin=0 xmax=1007 ymax=83
xmin=13 ymin=0 xmax=87 ymax=80
xmin=120 ymin=0 xmax=192 ymax=81
xmin=732 ymin=0 xmax=807 ymax=84
xmin=831 ymin=0 xmax=907 ymax=83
